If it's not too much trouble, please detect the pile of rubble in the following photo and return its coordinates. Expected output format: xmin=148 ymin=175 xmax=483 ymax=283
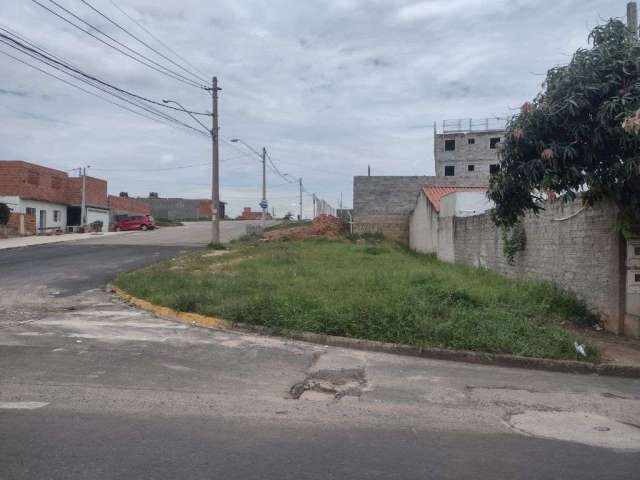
xmin=263 ymin=215 xmax=345 ymax=241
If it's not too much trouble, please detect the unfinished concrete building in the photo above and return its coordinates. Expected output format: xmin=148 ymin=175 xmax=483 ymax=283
xmin=434 ymin=118 xmax=507 ymax=180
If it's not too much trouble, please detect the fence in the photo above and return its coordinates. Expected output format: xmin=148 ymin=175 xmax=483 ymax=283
xmin=413 ymin=197 xmax=631 ymax=335
xmin=437 ymin=117 xmax=509 ymax=134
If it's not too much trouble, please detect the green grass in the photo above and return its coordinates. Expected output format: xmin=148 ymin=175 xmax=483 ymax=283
xmin=116 ymin=238 xmax=598 ymax=361
xmin=263 ymin=220 xmax=312 ymax=232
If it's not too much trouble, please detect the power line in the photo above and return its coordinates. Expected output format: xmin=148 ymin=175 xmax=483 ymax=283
xmin=0 ymin=47 xmax=186 ymax=131
xmin=0 ymin=44 xmax=205 ymax=136
xmin=0 ymin=33 xmax=210 ymax=136
xmin=107 ymin=0 xmax=209 ymax=80
xmin=265 ymin=151 xmax=297 ymax=184
xmin=91 ymin=153 xmax=256 ymax=172
xmin=0 ymin=31 xmax=211 ymax=120
xmin=30 ymin=0 xmax=207 ymax=90
xmin=79 ymin=0 xmax=208 ymax=84
xmin=42 ymin=0 xmax=205 ymax=89
xmin=0 ymin=37 xmax=207 ymax=135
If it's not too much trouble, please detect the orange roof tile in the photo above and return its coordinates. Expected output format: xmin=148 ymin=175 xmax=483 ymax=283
xmin=422 ymin=185 xmax=487 ymax=212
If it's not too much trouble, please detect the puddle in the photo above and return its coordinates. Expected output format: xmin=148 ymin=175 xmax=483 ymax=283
xmin=508 ymin=411 xmax=640 ymax=450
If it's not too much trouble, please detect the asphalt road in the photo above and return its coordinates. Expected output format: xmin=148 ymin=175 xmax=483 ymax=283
xmin=0 ymin=221 xmax=269 ymax=296
xmin=1 ymin=221 xmax=639 ymax=479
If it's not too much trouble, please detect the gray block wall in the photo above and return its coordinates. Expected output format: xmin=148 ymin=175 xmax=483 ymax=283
xmin=353 ymin=176 xmax=487 ymax=244
xmin=451 ymin=199 xmax=625 ymax=334
xmin=138 ymin=198 xmax=201 ymax=221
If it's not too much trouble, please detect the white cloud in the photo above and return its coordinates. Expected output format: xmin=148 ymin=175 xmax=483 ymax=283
xmin=0 ymin=0 xmax=624 ymax=217
xmin=396 ymin=0 xmax=507 ymax=22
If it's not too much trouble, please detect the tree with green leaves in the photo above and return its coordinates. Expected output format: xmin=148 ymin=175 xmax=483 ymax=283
xmin=489 ymin=20 xmax=640 ymax=235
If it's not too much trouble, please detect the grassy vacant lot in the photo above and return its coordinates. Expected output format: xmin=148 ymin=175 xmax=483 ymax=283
xmin=116 ymin=237 xmax=597 ymax=361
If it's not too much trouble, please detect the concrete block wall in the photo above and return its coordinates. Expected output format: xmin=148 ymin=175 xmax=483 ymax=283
xmin=435 ymin=130 xmax=503 ymax=179
xmin=451 ymin=199 xmax=625 ymax=334
xmin=353 ymin=176 xmax=487 ymax=244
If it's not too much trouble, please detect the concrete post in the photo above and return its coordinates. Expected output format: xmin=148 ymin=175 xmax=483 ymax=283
xmin=629 ymin=2 xmax=638 ymax=41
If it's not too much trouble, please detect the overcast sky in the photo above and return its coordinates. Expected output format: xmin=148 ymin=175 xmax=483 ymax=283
xmin=0 ymin=0 xmax=626 ymax=217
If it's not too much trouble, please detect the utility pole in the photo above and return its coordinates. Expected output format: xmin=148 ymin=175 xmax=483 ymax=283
xmin=299 ymin=178 xmax=303 ymax=220
xmin=75 ymin=166 xmax=90 ymax=229
xmin=312 ymin=194 xmax=316 ymax=219
xmin=81 ymin=167 xmax=86 ymax=228
xmin=628 ymin=2 xmax=638 ymax=42
xmin=211 ymin=76 xmax=220 ymax=245
xmin=261 ymin=147 xmax=267 ymax=229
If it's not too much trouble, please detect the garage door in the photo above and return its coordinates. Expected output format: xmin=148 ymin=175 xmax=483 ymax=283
xmin=86 ymin=208 xmax=110 ymax=232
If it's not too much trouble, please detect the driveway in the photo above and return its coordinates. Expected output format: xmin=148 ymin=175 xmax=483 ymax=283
xmin=1 ymin=222 xmax=639 ymax=479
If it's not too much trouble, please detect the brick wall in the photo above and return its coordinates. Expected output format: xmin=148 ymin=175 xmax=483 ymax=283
xmin=67 ymin=176 xmax=108 ymax=208
xmin=0 ymin=161 xmax=109 ymax=209
xmin=6 ymin=212 xmax=36 ymax=235
xmin=450 ymin=198 xmax=625 ymax=333
xmin=237 ymin=207 xmax=272 ymax=220
xmin=108 ymin=195 xmax=150 ymax=216
xmin=0 ymin=161 xmax=68 ymax=204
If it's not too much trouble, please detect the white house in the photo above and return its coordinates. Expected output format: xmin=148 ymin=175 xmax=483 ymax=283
xmin=409 ymin=185 xmax=491 ymax=258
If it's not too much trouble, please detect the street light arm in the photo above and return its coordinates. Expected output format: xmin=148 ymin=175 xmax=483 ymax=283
xmin=163 ymin=99 xmax=211 ymax=134
xmin=229 ymin=138 xmax=263 ymax=160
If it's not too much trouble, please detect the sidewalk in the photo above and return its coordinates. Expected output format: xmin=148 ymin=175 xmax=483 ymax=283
xmin=573 ymin=326 xmax=640 ymax=369
xmin=0 ymin=231 xmax=123 ymax=251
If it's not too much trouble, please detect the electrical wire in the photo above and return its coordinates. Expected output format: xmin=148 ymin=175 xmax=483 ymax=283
xmin=0 ymin=35 xmax=210 ymax=136
xmin=91 ymin=153 xmax=256 ymax=172
xmin=0 ymin=31 xmax=211 ymax=119
xmin=0 ymin=48 xmax=173 ymax=128
xmin=0 ymin=38 xmax=207 ymax=135
xmin=41 ymin=0 xmax=206 ymax=89
xmin=265 ymin=151 xmax=297 ymax=184
xmin=30 ymin=0 xmax=207 ymax=90
xmin=79 ymin=0 xmax=208 ymax=84
xmin=0 ymin=46 xmax=207 ymax=138
xmin=107 ymin=0 xmax=209 ymax=80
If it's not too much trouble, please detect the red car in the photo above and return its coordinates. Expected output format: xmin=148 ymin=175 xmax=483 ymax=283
xmin=113 ymin=215 xmax=155 ymax=231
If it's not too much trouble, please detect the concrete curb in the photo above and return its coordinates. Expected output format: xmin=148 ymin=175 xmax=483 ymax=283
xmin=113 ymin=287 xmax=640 ymax=379
xmin=0 ymin=231 xmax=128 ymax=251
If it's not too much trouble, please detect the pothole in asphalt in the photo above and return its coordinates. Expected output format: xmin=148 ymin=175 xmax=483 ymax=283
xmin=508 ymin=411 xmax=640 ymax=450
xmin=290 ymin=368 xmax=367 ymax=400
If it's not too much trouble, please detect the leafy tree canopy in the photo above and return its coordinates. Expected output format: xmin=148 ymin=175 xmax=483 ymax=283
xmin=489 ymin=20 xmax=640 ymax=233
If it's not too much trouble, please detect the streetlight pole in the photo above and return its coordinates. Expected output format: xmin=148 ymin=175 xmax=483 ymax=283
xmin=81 ymin=167 xmax=86 ymax=228
xmin=261 ymin=147 xmax=267 ymax=230
xmin=74 ymin=165 xmax=90 ymax=229
xmin=299 ymin=178 xmax=303 ymax=221
xmin=229 ymin=138 xmax=268 ymax=230
xmin=211 ymin=76 xmax=220 ymax=245
xmin=163 ymin=79 xmax=220 ymax=245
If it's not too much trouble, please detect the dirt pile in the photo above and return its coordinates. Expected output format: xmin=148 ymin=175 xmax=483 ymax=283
xmin=263 ymin=215 xmax=345 ymax=241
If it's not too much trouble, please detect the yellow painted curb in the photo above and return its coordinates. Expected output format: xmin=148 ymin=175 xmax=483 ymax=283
xmin=113 ymin=287 xmax=231 ymax=331
xmin=112 ymin=287 xmax=640 ymax=379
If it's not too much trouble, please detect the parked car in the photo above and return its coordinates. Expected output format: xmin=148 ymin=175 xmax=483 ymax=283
xmin=113 ymin=215 xmax=155 ymax=231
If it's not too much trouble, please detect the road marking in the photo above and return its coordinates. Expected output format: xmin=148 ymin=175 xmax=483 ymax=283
xmin=0 ymin=401 xmax=49 ymax=410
